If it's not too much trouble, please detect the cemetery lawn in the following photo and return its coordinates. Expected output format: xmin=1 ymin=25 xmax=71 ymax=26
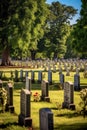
xmin=0 ymin=81 xmax=87 ymax=130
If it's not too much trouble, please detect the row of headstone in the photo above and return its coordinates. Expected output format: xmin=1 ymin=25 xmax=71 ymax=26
xmin=11 ymin=59 xmax=87 ymax=72
xmin=0 ymin=63 xmax=87 ymax=84
xmin=18 ymin=77 xmax=54 ymax=128
xmin=19 ymin=88 xmax=54 ymax=129
xmin=19 ymin=90 xmax=54 ymax=129
xmin=5 ymin=78 xmax=75 ymax=128
xmin=59 ymin=72 xmax=80 ymax=91
xmin=0 ymin=78 xmax=77 ymax=129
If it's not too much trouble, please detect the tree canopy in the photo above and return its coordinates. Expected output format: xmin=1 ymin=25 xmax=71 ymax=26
xmin=71 ymin=0 xmax=87 ymax=58
xmin=0 ymin=0 xmax=80 ymax=64
xmin=0 ymin=0 xmax=49 ymax=64
xmin=38 ymin=1 xmax=77 ymax=59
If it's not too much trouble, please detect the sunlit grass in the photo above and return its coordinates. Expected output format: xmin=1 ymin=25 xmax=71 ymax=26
xmin=0 ymin=68 xmax=87 ymax=130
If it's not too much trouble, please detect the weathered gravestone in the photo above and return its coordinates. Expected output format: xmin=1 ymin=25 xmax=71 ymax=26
xmin=15 ymin=70 xmax=18 ymax=82
xmin=59 ymin=73 xmax=64 ymax=89
xmin=53 ymin=65 xmax=56 ymax=72
xmin=48 ymin=71 xmax=52 ymax=85
xmin=83 ymin=65 xmax=87 ymax=78
xmin=59 ymin=67 xmax=62 ymax=74
xmin=31 ymin=71 xmax=35 ymax=83
xmin=25 ymin=77 xmax=31 ymax=91
xmin=6 ymin=83 xmax=14 ymax=113
xmin=25 ymin=71 xmax=28 ymax=78
xmin=41 ymin=80 xmax=50 ymax=102
xmin=39 ymin=108 xmax=54 ymax=130
xmin=62 ymin=82 xmax=75 ymax=110
xmin=74 ymin=73 xmax=80 ymax=90
xmin=38 ymin=71 xmax=42 ymax=83
xmin=20 ymin=70 xmax=23 ymax=81
xmin=66 ymin=69 xmax=70 ymax=76
xmin=18 ymin=89 xmax=32 ymax=127
xmin=76 ymin=68 xmax=79 ymax=75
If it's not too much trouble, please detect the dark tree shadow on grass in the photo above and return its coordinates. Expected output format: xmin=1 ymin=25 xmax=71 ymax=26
xmin=0 ymin=122 xmax=18 ymax=129
xmin=54 ymin=123 xmax=87 ymax=130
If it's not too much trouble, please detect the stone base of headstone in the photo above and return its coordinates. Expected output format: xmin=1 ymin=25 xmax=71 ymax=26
xmin=69 ymin=104 xmax=75 ymax=110
xmin=44 ymin=97 xmax=50 ymax=102
xmin=31 ymin=79 xmax=35 ymax=83
xmin=37 ymin=80 xmax=41 ymax=84
xmin=40 ymin=96 xmax=44 ymax=101
xmin=49 ymin=81 xmax=52 ymax=85
xmin=18 ymin=114 xmax=32 ymax=127
xmin=62 ymin=102 xmax=75 ymax=110
xmin=40 ymin=96 xmax=50 ymax=102
xmin=62 ymin=102 xmax=68 ymax=109
xmin=15 ymin=78 xmax=19 ymax=82
xmin=9 ymin=106 xmax=15 ymax=113
xmin=74 ymin=74 xmax=80 ymax=91
xmin=5 ymin=104 xmax=14 ymax=113
xmin=74 ymin=85 xmax=80 ymax=91
xmin=20 ymin=78 xmax=24 ymax=82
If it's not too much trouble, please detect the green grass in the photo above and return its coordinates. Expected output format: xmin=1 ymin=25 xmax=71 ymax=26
xmin=0 ymin=69 xmax=87 ymax=130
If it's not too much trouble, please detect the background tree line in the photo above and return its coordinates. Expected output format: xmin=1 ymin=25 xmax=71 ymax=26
xmin=0 ymin=0 xmax=87 ymax=66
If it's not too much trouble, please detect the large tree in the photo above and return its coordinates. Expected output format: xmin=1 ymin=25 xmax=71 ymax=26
xmin=0 ymin=0 xmax=48 ymax=65
xmin=72 ymin=0 xmax=87 ymax=58
xmin=38 ymin=1 xmax=77 ymax=59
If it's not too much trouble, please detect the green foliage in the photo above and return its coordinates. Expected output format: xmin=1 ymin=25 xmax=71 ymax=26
xmin=79 ymin=88 xmax=87 ymax=117
xmin=71 ymin=0 xmax=87 ymax=58
xmin=0 ymin=0 xmax=49 ymax=61
xmin=38 ymin=1 xmax=77 ymax=59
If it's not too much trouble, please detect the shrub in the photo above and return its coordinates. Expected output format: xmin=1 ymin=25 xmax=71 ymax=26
xmin=79 ymin=88 xmax=87 ymax=118
xmin=0 ymin=87 xmax=7 ymax=112
xmin=33 ymin=92 xmax=40 ymax=102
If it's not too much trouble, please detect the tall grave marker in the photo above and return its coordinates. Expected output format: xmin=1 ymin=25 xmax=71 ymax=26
xmin=39 ymin=108 xmax=54 ymax=130
xmin=6 ymin=83 xmax=14 ymax=113
xmin=48 ymin=71 xmax=52 ymax=85
xmin=20 ymin=70 xmax=23 ymax=81
xmin=25 ymin=77 xmax=31 ymax=91
xmin=74 ymin=69 xmax=80 ymax=90
xmin=18 ymin=89 xmax=32 ymax=127
xmin=59 ymin=73 xmax=64 ymax=89
xmin=31 ymin=71 xmax=35 ymax=83
xmin=38 ymin=71 xmax=42 ymax=83
xmin=62 ymin=82 xmax=75 ymax=110
xmin=41 ymin=80 xmax=50 ymax=102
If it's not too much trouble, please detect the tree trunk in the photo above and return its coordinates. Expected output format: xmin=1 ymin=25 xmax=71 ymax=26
xmin=30 ymin=50 xmax=36 ymax=60
xmin=53 ymin=52 xmax=58 ymax=59
xmin=1 ymin=46 xmax=12 ymax=66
